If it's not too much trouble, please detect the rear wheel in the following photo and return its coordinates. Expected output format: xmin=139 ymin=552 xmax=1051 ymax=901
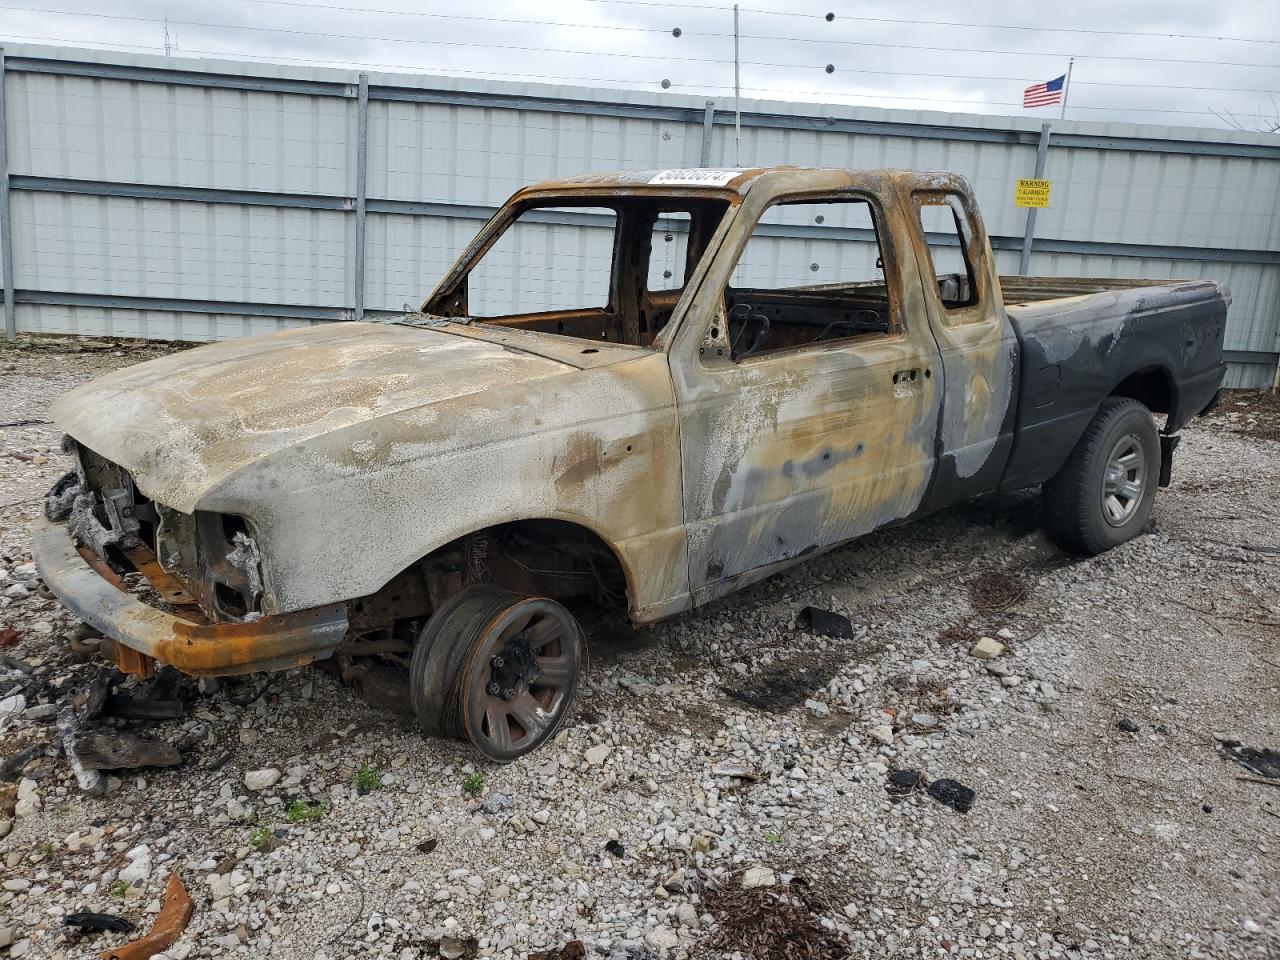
xmin=409 ymin=585 xmax=583 ymax=762
xmin=1042 ymin=398 xmax=1160 ymax=555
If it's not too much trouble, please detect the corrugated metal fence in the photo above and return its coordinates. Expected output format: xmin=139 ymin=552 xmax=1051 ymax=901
xmin=1 ymin=43 xmax=1277 ymax=388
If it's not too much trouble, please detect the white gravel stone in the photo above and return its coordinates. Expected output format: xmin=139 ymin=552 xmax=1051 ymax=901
xmin=868 ymin=724 xmax=894 ymax=745
xmin=644 ymin=925 xmax=679 ymax=951
xmin=741 ymin=866 xmax=777 ymax=889
xmin=804 ymin=698 xmax=830 ymax=718
xmin=584 ymin=744 xmax=612 ymax=766
xmin=15 ymin=778 xmax=40 ymax=818
xmin=969 ymin=637 xmax=1005 ymax=659
xmin=244 ymin=768 xmax=281 ymax=790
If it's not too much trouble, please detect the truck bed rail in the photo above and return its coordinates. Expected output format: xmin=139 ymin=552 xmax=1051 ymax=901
xmin=999 ymin=276 xmax=1185 ymax=305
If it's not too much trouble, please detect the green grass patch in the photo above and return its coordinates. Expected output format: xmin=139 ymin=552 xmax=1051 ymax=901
xmin=285 ymin=800 xmax=328 ymax=823
xmin=353 ymin=765 xmax=382 ymax=793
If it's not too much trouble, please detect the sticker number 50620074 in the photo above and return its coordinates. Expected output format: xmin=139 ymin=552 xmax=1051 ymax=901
xmin=648 ymin=169 xmax=741 ymax=187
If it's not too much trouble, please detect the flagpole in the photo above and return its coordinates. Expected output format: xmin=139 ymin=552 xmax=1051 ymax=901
xmin=733 ymin=3 xmax=741 ymax=166
xmin=1060 ymin=58 xmax=1074 ymax=120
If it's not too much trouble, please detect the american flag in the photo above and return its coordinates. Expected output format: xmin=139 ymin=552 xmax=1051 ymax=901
xmin=1024 ymin=74 xmax=1066 ymax=108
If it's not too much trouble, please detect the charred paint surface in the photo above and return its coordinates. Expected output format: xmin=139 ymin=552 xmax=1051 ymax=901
xmin=670 ymin=169 xmax=945 ymax=602
xmin=51 ymin=323 xmax=577 ymax=514
xmin=1000 ymin=279 xmax=1229 ymax=490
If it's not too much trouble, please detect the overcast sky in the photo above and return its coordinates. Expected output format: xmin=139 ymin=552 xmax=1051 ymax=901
xmin=4 ymin=0 xmax=1279 ymax=130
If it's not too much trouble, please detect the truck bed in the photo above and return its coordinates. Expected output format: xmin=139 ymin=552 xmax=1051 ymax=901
xmin=998 ymin=276 xmax=1229 ymax=492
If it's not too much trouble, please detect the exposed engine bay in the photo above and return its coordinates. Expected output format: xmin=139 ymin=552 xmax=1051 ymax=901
xmin=45 ymin=440 xmax=266 ymax=625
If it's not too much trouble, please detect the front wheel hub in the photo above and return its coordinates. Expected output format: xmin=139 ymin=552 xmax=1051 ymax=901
xmin=487 ymin=635 xmax=541 ymax=698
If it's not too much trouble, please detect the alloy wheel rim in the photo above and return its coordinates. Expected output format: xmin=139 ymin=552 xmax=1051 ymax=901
xmin=1100 ymin=434 xmax=1147 ymax=527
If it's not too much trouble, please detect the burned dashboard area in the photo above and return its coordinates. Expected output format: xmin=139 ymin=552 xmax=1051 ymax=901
xmin=43 ymin=438 xmax=267 ymax=626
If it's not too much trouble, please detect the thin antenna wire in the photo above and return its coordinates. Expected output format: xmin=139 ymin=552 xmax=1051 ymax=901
xmin=163 ymin=11 xmax=171 ymax=56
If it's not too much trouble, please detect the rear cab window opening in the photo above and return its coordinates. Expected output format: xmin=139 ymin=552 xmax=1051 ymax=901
xmin=721 ymin=196 xmax=897 ymax=361
xmin=430 ymin=194 xmax=731 ymax=348
xmin=649 ymin=211 xmax=692 ymax=292
xmin=914 ymin=191 xmax=983 ymax=313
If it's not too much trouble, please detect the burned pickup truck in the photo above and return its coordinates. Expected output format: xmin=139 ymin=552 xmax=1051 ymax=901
xmin=35 ymin=167 xmax=1227 ymax=761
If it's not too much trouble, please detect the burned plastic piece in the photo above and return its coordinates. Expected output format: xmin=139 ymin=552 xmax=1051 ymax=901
xmin=927 ymin=777 xmax=975 ymax=813
xmin=104 ymin=695 xmax=185 ymax=721
xmin=885 ymin=769 xmax=925 ymax=797
xmin=72 ymin=732 xmax=183 ymax=770
xmin=100 ymin=872 xmax=193 ymax=960
xmin=69 ymin=491 xmax=122 ymax=559
xmin=225 ymin=531 xmax=264 ymax=611
xmin=1219 ymin=740 xmax=1280 ymax=779
xmin=58 ymin=669 xmax=115 ymax=795
xmin=796 ymin=606 xmax=854 ymax=639
xmin=65 ymin=912 xmax=134 ymax=933
xmin=44 ymin=471 xmax=81 ymax=522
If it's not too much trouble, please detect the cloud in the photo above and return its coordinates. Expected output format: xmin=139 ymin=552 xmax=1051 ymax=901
xmin=3 ymin=0 xmax=1277 ymax=129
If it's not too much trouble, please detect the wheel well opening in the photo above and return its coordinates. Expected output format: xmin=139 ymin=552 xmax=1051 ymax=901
xmin=1110 ymin=367 xmax=1173 ymax=416
xmin=343 ymin=520 xmax=630 ymax=647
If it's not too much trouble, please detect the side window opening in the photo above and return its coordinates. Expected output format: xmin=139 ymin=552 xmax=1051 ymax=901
xmin=916 ymin=194 xmax=979 ymax=311
xmin=724 ymin=197 xmax=893 ymax=361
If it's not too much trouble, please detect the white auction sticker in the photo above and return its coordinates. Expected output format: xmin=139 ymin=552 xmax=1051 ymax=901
xmin=648 ymin=169 xmax=742 ymax=187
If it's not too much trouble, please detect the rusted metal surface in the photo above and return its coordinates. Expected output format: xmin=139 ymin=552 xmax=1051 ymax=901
xmin=40 ymin=166 xmax=1228 ymax=676
xmin=110 ymin=643 xmax=156 ymax=681
xmin=101 ymin=872 xmax=193 ymax=960
xmin=76 ymin=544 xmax=126 ymax=590
xmin=123 ymin=544 xmax=204 ymax=615
xmin=34 ymin=518 xmax=348 ymax=676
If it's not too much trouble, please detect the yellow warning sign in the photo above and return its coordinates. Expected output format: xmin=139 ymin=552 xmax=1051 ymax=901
xmin=1016 ymin=178 xmax=1052 ymax=208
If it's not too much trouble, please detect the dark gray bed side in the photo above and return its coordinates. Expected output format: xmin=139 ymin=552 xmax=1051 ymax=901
xmin=998 ymin=279 xmax=1229 ymax=492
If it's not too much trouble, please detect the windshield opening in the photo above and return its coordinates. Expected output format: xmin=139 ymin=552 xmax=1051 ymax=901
xmin=427 ymin=195 xmax=730 ymax=347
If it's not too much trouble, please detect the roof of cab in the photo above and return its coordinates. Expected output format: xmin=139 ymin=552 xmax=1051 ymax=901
xmin=513 ymin=167 xmax=962 ymax=200
xmin=519 ymin=167 xmax=777 ymax=196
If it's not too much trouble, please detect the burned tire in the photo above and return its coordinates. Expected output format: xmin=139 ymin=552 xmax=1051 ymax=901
xmin=409 ymin=585 xmax=583 ymax=763
xmin=1042 ymin=398 xmax=1160 ymax=556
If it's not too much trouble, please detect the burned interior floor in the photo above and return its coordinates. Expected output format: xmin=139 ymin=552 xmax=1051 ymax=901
xmin=1 ymin=337 xmax=1278 ymax=960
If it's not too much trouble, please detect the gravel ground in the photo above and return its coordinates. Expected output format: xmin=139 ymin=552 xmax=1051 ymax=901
xmin=1 ymin=336 xmax=1277 ymax=960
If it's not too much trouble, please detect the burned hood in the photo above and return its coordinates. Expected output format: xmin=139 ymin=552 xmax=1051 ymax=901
xmin=52 ymin=322 xmax=574 ymax=513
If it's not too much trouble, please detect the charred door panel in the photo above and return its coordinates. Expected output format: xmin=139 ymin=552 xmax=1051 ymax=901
xmin=908 ymin=183 xmax=1019 ymax=510
xmin=678 ymin=337 xmax=942 ymax=603
xmin=667 ymin=177 xmax=944 ymax=606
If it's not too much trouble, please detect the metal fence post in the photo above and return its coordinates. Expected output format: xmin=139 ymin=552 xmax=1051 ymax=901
xmin=0 ymin=48 xmax=15 ymax=341
xmin=353 ymin=73 xmax=369 ymax=322
xmin=700 ymin=100 xmax=715 ymax=167
xmin=1017 ymin=122 xmax=1052 ymax=276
